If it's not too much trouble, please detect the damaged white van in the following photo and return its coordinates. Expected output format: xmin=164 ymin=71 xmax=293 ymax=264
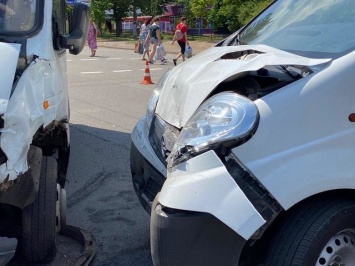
xmin=0 ymin=0 xmax=89 ymax=263
xmin=130 ymin=0 xmax=355 ymax=265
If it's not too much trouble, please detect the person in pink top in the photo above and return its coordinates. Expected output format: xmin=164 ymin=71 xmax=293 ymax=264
xmin=87 ymin=20 xmax=98 ymax=57
xmin=172 ymin=17 xmax=189 ymax=66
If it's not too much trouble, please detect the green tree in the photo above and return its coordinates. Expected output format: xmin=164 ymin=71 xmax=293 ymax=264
xmin=91 ymin=0 xmax=112 ymax=34
xmin=190 ymin=0 xmax=272 ymax=33
xmin=177 ymin=0 xmax=194 ymax=22
xmin=139 ymin=0 xmax=170 ymax=16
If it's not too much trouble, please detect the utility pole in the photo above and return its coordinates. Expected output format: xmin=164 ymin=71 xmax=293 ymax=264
xmin=133 ymin=4 xmax=137 ymax=39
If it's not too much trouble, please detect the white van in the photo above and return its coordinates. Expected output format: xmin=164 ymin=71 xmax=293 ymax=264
xmin=131 ymin=0 xmax=355 ymax=265
xmin=0 ymin=0 xmax=89 ymax=264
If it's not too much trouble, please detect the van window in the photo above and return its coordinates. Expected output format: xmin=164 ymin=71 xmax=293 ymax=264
xmin=239 ymin=0 xmax=355 ymax=58
xmin=0 ymin=0 xmax=38 ymax=33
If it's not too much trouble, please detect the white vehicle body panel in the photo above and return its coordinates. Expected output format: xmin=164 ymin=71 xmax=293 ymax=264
xmin=27 ymin=0 xmax=55 ymax=61
xmin=155 ymin=44 xmax=330 ymax=128
xmin=0 ymin=43 xmax=20 ymax=114
xmin=0 ymin=1 xmax=69 ymax=182
xmin=159 ymin=150 xmax=265 ymax=240
xmin=232 ymin=51 xmax=355 ymax=210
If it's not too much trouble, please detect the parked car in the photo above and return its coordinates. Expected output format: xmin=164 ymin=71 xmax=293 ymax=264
xmin=0 ymin=0 xmax=89 ymax=263
xmin=131 ymin=0 xmax=355 ymax=265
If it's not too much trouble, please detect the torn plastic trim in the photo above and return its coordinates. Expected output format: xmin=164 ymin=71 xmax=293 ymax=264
xmin=224 ymin=154 xmax=283 ymax=240
xmin=155 ymin=44 xmax=331 ymax=128
xmin=0 ymin=58 xmax=66 ymax=183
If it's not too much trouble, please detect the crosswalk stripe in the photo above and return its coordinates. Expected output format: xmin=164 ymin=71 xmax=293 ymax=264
xmin=113 ymin=70 xmax=133 ymax=73
xmin=80 ymin=71 xmax=103 ymax=74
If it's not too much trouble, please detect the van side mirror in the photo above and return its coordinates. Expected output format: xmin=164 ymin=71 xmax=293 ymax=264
xmin=60 ymin=1 xmax=90 ymax=55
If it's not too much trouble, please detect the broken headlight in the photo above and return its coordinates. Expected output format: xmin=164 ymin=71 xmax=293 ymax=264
xmin=167 ymin=92 xmax=259 ymax=168
xmin=146 ymin=69 xmax=171 ymax=129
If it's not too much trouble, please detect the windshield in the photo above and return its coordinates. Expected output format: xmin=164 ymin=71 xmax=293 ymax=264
xmin=0 ymin=0 xmax=39 ymax=34
xmin=239 ymin=0 xmax=355 ymax=58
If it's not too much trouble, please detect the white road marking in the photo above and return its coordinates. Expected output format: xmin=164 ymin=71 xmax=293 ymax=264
xmin=80 ymin=59 xmax=99 ymax=61
xmin=113 ymin=70 xmax=133 ymax=73
xmin=67 ymin=59 xmax=73 ymax=62
xmin=130 ymin=58 xmax=144 ymax=60
xmin=141 ymin=68 xmax=163 ymax=71
xmin=106 ymin=58 xmax=122 ymax=60
xmin=80 ymin=71 xmax=103 ymax=74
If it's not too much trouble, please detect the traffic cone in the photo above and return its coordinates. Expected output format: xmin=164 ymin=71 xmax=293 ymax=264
xmin=140 ymin=60 xmax=154 ymax=85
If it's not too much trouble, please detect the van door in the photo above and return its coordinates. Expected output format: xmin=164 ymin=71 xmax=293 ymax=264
xmin=52 ymin=0 xmax=69 ymax=120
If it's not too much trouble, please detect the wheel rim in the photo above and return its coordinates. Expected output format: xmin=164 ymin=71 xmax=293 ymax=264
xmin=316 ymin=229 xmax=355 ymax=266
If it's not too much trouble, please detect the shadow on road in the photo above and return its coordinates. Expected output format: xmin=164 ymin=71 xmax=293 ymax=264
xmin=9 ymin=123 xmax=153 ymax=266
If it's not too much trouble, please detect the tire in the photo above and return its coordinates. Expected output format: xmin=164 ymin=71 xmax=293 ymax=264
xmin=21 ymin=156 xmax=58 ymax=262
xmin=264 ymin=197 xmax=355 ymax=266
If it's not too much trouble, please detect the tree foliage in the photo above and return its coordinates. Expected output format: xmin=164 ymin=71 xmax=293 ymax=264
xmin=191 ymin=0 xmax=272 ymax=33
xmin=90 ymin=0 xmax=171 ymax=37
xmin=90 ymin=0 xmax=273 ymax=37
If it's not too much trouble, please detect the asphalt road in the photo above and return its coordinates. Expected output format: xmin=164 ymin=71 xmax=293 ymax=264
xmin=65 ymin=46 xmax=175 ymax=266
xmin=8 ymin=46 xmax=174 ymax=266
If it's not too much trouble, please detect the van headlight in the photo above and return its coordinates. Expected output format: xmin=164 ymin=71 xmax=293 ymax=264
xmin=146 ymin=69 xmax=171 ymax=129
xmin=167 ymin=92 xmax=259 ymax=168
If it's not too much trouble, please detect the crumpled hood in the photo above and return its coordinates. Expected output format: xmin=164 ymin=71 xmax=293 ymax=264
xmin=155 ymin=44 xmax=331 ymax=128
xmin=0 ymin=43 xmax=21 ymax=114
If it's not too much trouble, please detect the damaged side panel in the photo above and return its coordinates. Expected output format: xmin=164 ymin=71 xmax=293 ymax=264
xmin=1 ymin=59 xmax=67 ymax=182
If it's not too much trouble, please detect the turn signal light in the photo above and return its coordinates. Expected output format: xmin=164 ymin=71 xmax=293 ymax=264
xmin=349 ymin=113 xmax=355 ymax=122
xmin=43 ymin=100 xmax=49 ymax=110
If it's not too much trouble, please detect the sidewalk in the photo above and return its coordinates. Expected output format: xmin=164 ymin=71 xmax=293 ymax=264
xmin=97 ymin=39 xmax=216 ymax=55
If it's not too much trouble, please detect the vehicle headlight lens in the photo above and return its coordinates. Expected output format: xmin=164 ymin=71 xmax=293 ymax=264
xmin=167 ymin=92 xmax=259 ymax=168
xmin=145 ymin=69 xmax=171 ymax=129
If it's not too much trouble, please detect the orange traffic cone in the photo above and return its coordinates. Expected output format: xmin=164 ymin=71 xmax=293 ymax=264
xmin=140 ymin=60 xmax=154 ymax=85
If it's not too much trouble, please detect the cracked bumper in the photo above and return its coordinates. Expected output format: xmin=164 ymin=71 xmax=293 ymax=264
xmin=130 ymin=116 xmax=166 ymax=213
xmin=151 ymin=196 xmax=246 ymax=266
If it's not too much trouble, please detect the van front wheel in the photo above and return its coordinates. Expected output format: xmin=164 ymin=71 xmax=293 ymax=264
xmin=264 ymin=198 xmax=355 ymax=266
xmin=21 ymin=156 xmax=57 ymax=262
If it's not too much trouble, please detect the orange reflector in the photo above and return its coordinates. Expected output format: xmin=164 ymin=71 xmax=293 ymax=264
xmin=349 ymin=113 xmax=355 ymax=122
xmin=43 ymin=100 xmax=49 ymax=110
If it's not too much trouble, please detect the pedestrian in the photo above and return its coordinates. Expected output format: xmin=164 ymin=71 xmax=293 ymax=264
xmin=172 ymin=16 xmax=189 ymax=66
xmin=139 ymin=17 xmax=152 ymax=61
xmin=87 ymin=20 xmax=98 ymax=57
xmin=145 ymin=17 xmax=167 ymax=64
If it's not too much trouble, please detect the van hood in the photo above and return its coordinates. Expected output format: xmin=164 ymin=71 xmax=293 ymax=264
xmin=0 ymin=43 xmax=21 ymax=114
xmin=155 ymin=44 xmax=331 ymax=128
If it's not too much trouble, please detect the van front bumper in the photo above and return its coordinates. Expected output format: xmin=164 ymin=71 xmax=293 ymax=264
xmin=130 ymin=116 xmax=166 ymax=213
xmin=151 ymin=195 xmax=246 ymax=266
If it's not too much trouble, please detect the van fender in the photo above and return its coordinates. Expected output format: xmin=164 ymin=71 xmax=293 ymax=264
xmin=159 ymin=150 xmax=265 ymax=240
